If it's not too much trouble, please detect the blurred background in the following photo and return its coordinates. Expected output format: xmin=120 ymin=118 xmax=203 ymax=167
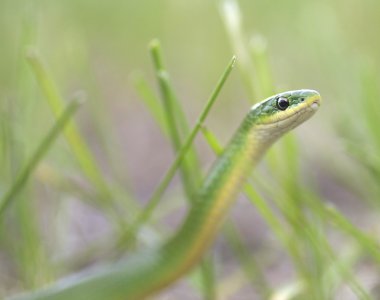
xmin=1 ymin=0 xmax=380 ymax=299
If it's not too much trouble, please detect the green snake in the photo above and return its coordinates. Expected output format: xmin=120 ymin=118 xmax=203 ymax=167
xmin=11 ymin=89 xmax=320 ymax=300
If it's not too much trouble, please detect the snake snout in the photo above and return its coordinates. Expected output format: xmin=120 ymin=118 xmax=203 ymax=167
xmin=311 ymin=99 xmax=320 ymax=111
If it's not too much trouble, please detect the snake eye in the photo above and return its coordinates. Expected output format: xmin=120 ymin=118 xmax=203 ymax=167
xmin=276 ymin=97 xmax=289 ymax=110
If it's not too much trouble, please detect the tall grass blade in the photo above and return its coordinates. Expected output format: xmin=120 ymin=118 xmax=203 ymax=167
xmin=0 ymin=98 xmax=82 ymax=217
xmin=26 ymin=49 xmax=111 ymax=202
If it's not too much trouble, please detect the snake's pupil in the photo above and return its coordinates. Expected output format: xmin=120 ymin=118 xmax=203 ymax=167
xmin=276 ymin=97 xmax=289 ymax=110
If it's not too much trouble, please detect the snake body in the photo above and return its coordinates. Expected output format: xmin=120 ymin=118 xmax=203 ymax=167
xmin=11 ymin=89 xmax=320 ymax=300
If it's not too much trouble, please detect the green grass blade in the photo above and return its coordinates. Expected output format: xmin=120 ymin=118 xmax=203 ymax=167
xmin=327 ymin=250 xmax=371 ymax=299
xmin=149 ymin=39 xmax=199 ymax=146
xmin=361 ymin=66 xmax=380 ymax=151
xmin=133 ymin=71 xmax=204 ymax=192
xmin=132 ymin=72 xmax=168 ymax=136
xmin=26 ymin=49 xmax=111 ymax=201
xmin=148 ymin=41 xmax=197 ymax=149
xmin=249 ymin=35 xmax=276 ymax=98
xmin=201 ymin=126 xmax=224 ymax=154
xmin=0 ymin=98 xmax=82 ymax=217
xmin=198 ymin=256 xmax=217 ymax=300
xmin=304 ymin=222 xmax=372 ymax=300
xmin=25 ymin=49 xmax=135 ymax=233
xmin=149 ymin=39 xmax=201 ymax=200
xmin=224 ymin=221 xmax=271 ymax=298
xmin=326 ymin=204 xmax=380 ymax=264
xmin=302 ymin=191 xmax=380 ymax=264
xmin=220 ymin=0 xmax=257 ymax=101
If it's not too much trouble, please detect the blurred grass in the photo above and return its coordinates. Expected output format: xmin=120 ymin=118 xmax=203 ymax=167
xmin=1 ymin=0 xmax=380 ymax=299
xmin=0 ymin=97 xmax=83 ymax=217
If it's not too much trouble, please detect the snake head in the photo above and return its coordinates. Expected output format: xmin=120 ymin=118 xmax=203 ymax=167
xmin=275 ymin=89 xmax=321 ymax=112
xmin=249 ymin=89 xmax=321 ymax=138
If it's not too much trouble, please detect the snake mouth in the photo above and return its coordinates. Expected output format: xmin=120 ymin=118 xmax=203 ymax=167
xmin=308 ymin=94 xmax=321 ymax=111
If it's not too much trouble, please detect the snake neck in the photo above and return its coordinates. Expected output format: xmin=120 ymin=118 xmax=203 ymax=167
xmin=160 ymin=115 xmax=274 ymax=279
